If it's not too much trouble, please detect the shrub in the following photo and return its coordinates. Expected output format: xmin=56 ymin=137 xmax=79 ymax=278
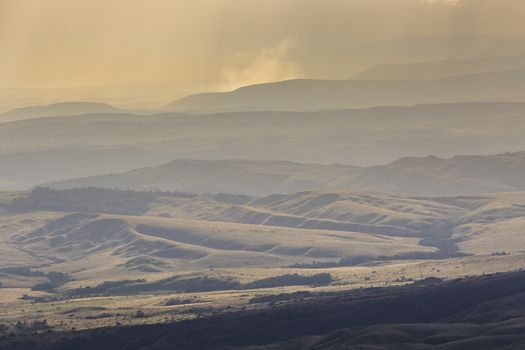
xmin=133 ymin=310 xmax=146 ymax=318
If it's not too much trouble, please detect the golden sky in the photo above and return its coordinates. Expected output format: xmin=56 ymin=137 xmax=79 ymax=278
xmin=1 ymin=0 xmax=525 ymax=109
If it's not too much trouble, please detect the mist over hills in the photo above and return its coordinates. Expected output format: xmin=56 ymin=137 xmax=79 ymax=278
xmin=0 ymin=101 xmax=128 ymax=122
xmin=2 ymin=101 xmax=525 ymax=190
xmin=46 ymin=159 xmax=358 ymax=196
xmin=6 ymin=101 xmax=525 ymax=155
xmin=46 ymin=151 xmax=525 ymax=197
xmin=2 ymin=34 xmax=522 ymax=114
xmin=288 ymin=34 xmax=525 ymax=81
xmin=349 ymin=33 xmax=525 ymax=81
xmin=0 ymin=148 xmax=178 ymax=191
xmin=168 ymin=69 xmax=525 ymax=113
xmin=164 ymin=34 xmax=525 ymax=115
xmin=353 ymin=53 xmax=525 ymax=80
xmin=0 ymin=102 xmax=525 ymax=191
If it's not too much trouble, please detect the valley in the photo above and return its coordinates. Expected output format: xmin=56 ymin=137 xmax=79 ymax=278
xmin=2 ymin=187 xmax=525 ymax=342
xmin=3 ymin=7 xmax=525 ymax=347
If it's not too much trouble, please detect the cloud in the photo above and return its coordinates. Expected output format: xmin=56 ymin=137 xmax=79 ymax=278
xmin=220 ymin=39 xmax=301 ymax=90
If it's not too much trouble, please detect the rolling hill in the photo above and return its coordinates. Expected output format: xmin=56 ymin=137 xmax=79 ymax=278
xmin=0 ymin=101 xmax=127 ymax=122
xmin=0 ymin=209 xmax=434 ymax=280
xmin=6 ymin=187 xmax=525 ymax=260
xmin=47 ymin=151 xmax=525 ymax=196
xmin=3 ymin=186 xmax=525 ymax=338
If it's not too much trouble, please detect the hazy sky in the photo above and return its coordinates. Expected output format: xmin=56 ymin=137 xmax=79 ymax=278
xmin=1 ymin=0 xmax=525 ymax=109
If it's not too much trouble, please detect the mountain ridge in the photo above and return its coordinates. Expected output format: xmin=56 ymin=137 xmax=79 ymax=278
xmin=45 ymin=151 xmax=525 ymax=197
xmin=168 ymin=69 xmax=525 ymax=113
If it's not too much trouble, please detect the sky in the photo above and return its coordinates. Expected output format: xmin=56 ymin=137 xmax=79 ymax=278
xmin=1 ymin=0 xmax=525 ymax=109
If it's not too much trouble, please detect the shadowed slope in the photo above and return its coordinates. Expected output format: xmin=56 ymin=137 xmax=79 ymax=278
xmin=6 ymin=271 xmax=525 ymax=350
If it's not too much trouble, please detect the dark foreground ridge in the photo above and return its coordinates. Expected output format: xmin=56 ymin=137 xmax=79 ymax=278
xmin=5 ymin=270 xmax=525 ymax=349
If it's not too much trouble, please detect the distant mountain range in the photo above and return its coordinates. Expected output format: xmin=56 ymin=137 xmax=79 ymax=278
xmin=168 ymin=69 xmax=525 ymax=113
xmin=4 ymin=34 xmax=525 ymax=118
xmin=313 ymin=34 xmax=525 ymax=78
xmin=46 ymin=151 xmax=525 ymax=196
xmin=0 ymin=101 xmax=127 ymax=122
xmin=2 ymin=101 xmax=525 ymax=190
xmin=353 ymin=53 xmax=525 ymax=80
